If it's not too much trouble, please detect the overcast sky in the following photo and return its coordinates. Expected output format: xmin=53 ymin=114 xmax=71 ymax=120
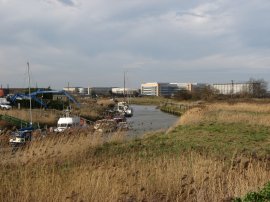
xmin=0 ymin=0 xmax=270 ymax=89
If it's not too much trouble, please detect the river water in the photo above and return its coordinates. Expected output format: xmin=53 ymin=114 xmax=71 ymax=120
xmin=127 ymin=105 xmax=179 ymax=136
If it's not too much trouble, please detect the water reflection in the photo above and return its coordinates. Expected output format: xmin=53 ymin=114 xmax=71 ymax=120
xmin=128 ymin=105 xmax=179 ymax=136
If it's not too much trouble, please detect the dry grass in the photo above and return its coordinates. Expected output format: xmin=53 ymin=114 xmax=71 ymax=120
xmin=1 ymin=128 xmax=127 ymax=165
xmin=0 ymin=99 xmax=108 ymax=127
xmin=1 ymin=101 xmax=270 ymax=201
xmin=96 ymin=98 xmax=115 ymax=107
xmin=211 ymin=102 xmax=270 ymax=113
xmin=72 ymin=99 xmax=112 ymax=121
xmin=179 ymin=107 xmax=206 ymax=126
xmin=129 ymin=96 xmax=168 ymax=106
xmin=1 ymin=134 xmax=269 ymax=201
xmin=179 ymin=102 xmax=270 ymax=127
xmin=0 ymin=109 xmax=59 ymax=126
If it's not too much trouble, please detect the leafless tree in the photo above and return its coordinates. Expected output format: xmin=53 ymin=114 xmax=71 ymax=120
xmin=248 ymin=78 xmax=268 ymax=98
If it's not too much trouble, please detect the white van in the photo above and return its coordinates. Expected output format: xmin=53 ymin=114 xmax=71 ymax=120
xmin=54 ymin=111 xmax=80 ymax=132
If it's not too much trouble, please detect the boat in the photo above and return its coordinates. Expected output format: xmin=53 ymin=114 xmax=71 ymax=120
xmin=54 ymin=110 xmax=80 ymax=132
xmin=9 ymin=62 xmax=34 ymax=147
xmin=115 ymin=101 xmax=133 ymax=117
xmin=9 ymin=126 xmax=33 ymax=147
xmin=112 ymin=72 xmax=134 ymax=117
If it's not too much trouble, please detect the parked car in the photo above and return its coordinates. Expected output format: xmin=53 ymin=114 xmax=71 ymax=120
xmin=0 ymin=103 xmax=12 ymax=110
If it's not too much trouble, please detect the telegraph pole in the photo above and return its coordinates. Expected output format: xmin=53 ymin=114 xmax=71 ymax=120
xmin=231 ymin=80 xmax=234 ymax=98
xmin=27 ymin=62 xmax=33 ymax=125
xmin=124 ymin=71 xmax=126 ymax=102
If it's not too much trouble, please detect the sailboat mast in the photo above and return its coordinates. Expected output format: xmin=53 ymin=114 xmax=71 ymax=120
xmin=27 ymin=62 xmax=33 ymax=125
xmin=124 ymin=71 xmax=126 ymax=102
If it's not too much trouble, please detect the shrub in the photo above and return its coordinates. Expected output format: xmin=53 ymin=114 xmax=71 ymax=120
xmin=235 ymin=182 xmax=270 ymax=202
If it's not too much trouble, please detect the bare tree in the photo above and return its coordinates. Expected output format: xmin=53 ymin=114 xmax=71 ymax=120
xmin=200 ymin=85 xmax=219 ymax=101
xmin=248 ymin=78 xmax=268 ymax=98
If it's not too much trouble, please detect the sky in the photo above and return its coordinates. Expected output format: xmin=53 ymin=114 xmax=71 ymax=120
xmin=0 ymin=0 xmax=270 ymax=89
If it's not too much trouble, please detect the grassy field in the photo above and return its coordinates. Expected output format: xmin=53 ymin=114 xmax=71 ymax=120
xmin=0 ymin=108 xmax=59 ymax=127
xmin=0 ymin=99 xmax=110 ymax=128
xmin=0 ymin=102 xmax=270 ymax=201
xmin=128 ymin=96 xmax=168 ymax=105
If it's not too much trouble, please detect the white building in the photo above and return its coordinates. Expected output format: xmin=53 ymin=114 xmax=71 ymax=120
xmin=141 ymin=82 xmax=207 ymax=96
xmin=212 ymin=82 xmax=255 ymax=95
xmin=111 ymin=88 xmax=138 ymax=96
xmin=63 ymin=87 xmax=79 ymax=93
xmin=141 ymin=82 xmax=169 ymax=96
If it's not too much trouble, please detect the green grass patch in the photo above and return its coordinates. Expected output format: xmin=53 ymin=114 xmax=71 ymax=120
xmin=89 ymin=122 xmax=270 ymax=159
xmin=129 ymin=97 xmax=168 ymax=106
xmin=160 ymin=105 xmax=183 ymax=116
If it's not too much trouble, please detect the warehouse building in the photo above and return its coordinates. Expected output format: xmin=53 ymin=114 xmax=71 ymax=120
xmin=87 ymin=87 xmax=113 ymax=97
xmin=111 ymin=88 xmax=139 ymax=96
xmin=63 ymin=87 xmax=79 ymax=93
xmin=212 ymin=82 xmax=258 ymax=95
xmin=141 ymin=82 xmax=207 ymax=97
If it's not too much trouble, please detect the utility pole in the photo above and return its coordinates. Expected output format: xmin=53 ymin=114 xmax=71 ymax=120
xmin=124 ymin=71 xmax=126 ymax=102
xmin=67 ymin=82 xmax=70 ymax=109
xmin=27 ymin=62 xmax=33 ymax=125
xmin=231 ymin=80 xmax=234 ymax=98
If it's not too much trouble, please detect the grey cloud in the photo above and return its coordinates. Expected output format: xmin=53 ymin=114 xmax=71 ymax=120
xmin=0 ymin=0 xmax=270 ymax=88
xmin=176 ymin=11 xmax=206 ymax=18
xmin=57 ymin=0 xmax=75 ymax=6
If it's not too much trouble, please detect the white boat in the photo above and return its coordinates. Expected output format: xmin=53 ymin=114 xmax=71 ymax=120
xmin=9 ymin=62 xmax=34 ymax=147
xmin=117 ymin=71 xmax=134 ymax=117
xmin=54 ymin=110 xmax=80 ymax=132
xmin=116 ymin=101 xmax=133 ymax=117
xmin=9 ymin=127 xmax=33 ymax=146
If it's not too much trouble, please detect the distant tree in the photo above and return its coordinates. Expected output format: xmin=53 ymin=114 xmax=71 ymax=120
xmin=200 ymin=86 xmax=218 ymax=101
xmin=248 ymin=78 xmax=268 ymax=98
xmin=190 ymin=90 xmax=202 ymax=100
xmin=174 ymin=89 xmax=192 ymax=100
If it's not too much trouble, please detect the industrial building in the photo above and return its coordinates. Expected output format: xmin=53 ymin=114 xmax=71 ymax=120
xmin=212 ymin=82 xmax=257 ymax=95
xmin=63 ymin=87 xmax=89 ymax=95
xmin=87 ymin=87 xmax=113 ymax=96
xmin=141 ymin=82 xmax=207 ymax=97
xmin=63 ymin=87 xmax=79 ymax=93
xmin=111 ymin=88 xmax=139 ymax=96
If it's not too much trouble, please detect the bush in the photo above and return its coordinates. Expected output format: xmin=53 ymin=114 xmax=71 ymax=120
xmin=235 ymin=182 xmax=270 ymax=202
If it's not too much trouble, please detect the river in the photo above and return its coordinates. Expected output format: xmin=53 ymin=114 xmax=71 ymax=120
xmin=127 ymin=105 xmax=179 ymax=136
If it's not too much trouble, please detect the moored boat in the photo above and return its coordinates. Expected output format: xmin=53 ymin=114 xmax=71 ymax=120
xmin=115 ymin=101 xmax=133 ymax=117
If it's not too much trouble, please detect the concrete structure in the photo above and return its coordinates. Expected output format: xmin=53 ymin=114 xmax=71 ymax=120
xmin=111 ymin=88 xmax=139 ymax=96
xmin=170 ymin=83 xmax=207 ymax=92
xmin=141 ymin=82 xmax=165 ymax=96
xmin=63 ymin=87 xmax=79 ymax=93
xmin=87 ymin=87 xmax=113 ymax=96
xmin=212 ymin=82 xmax=256 ymax=95
xmin=141 ymin=82 xmax=207 ymax=97
xmin=78 ymin=87 xmax=87 ymax=94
